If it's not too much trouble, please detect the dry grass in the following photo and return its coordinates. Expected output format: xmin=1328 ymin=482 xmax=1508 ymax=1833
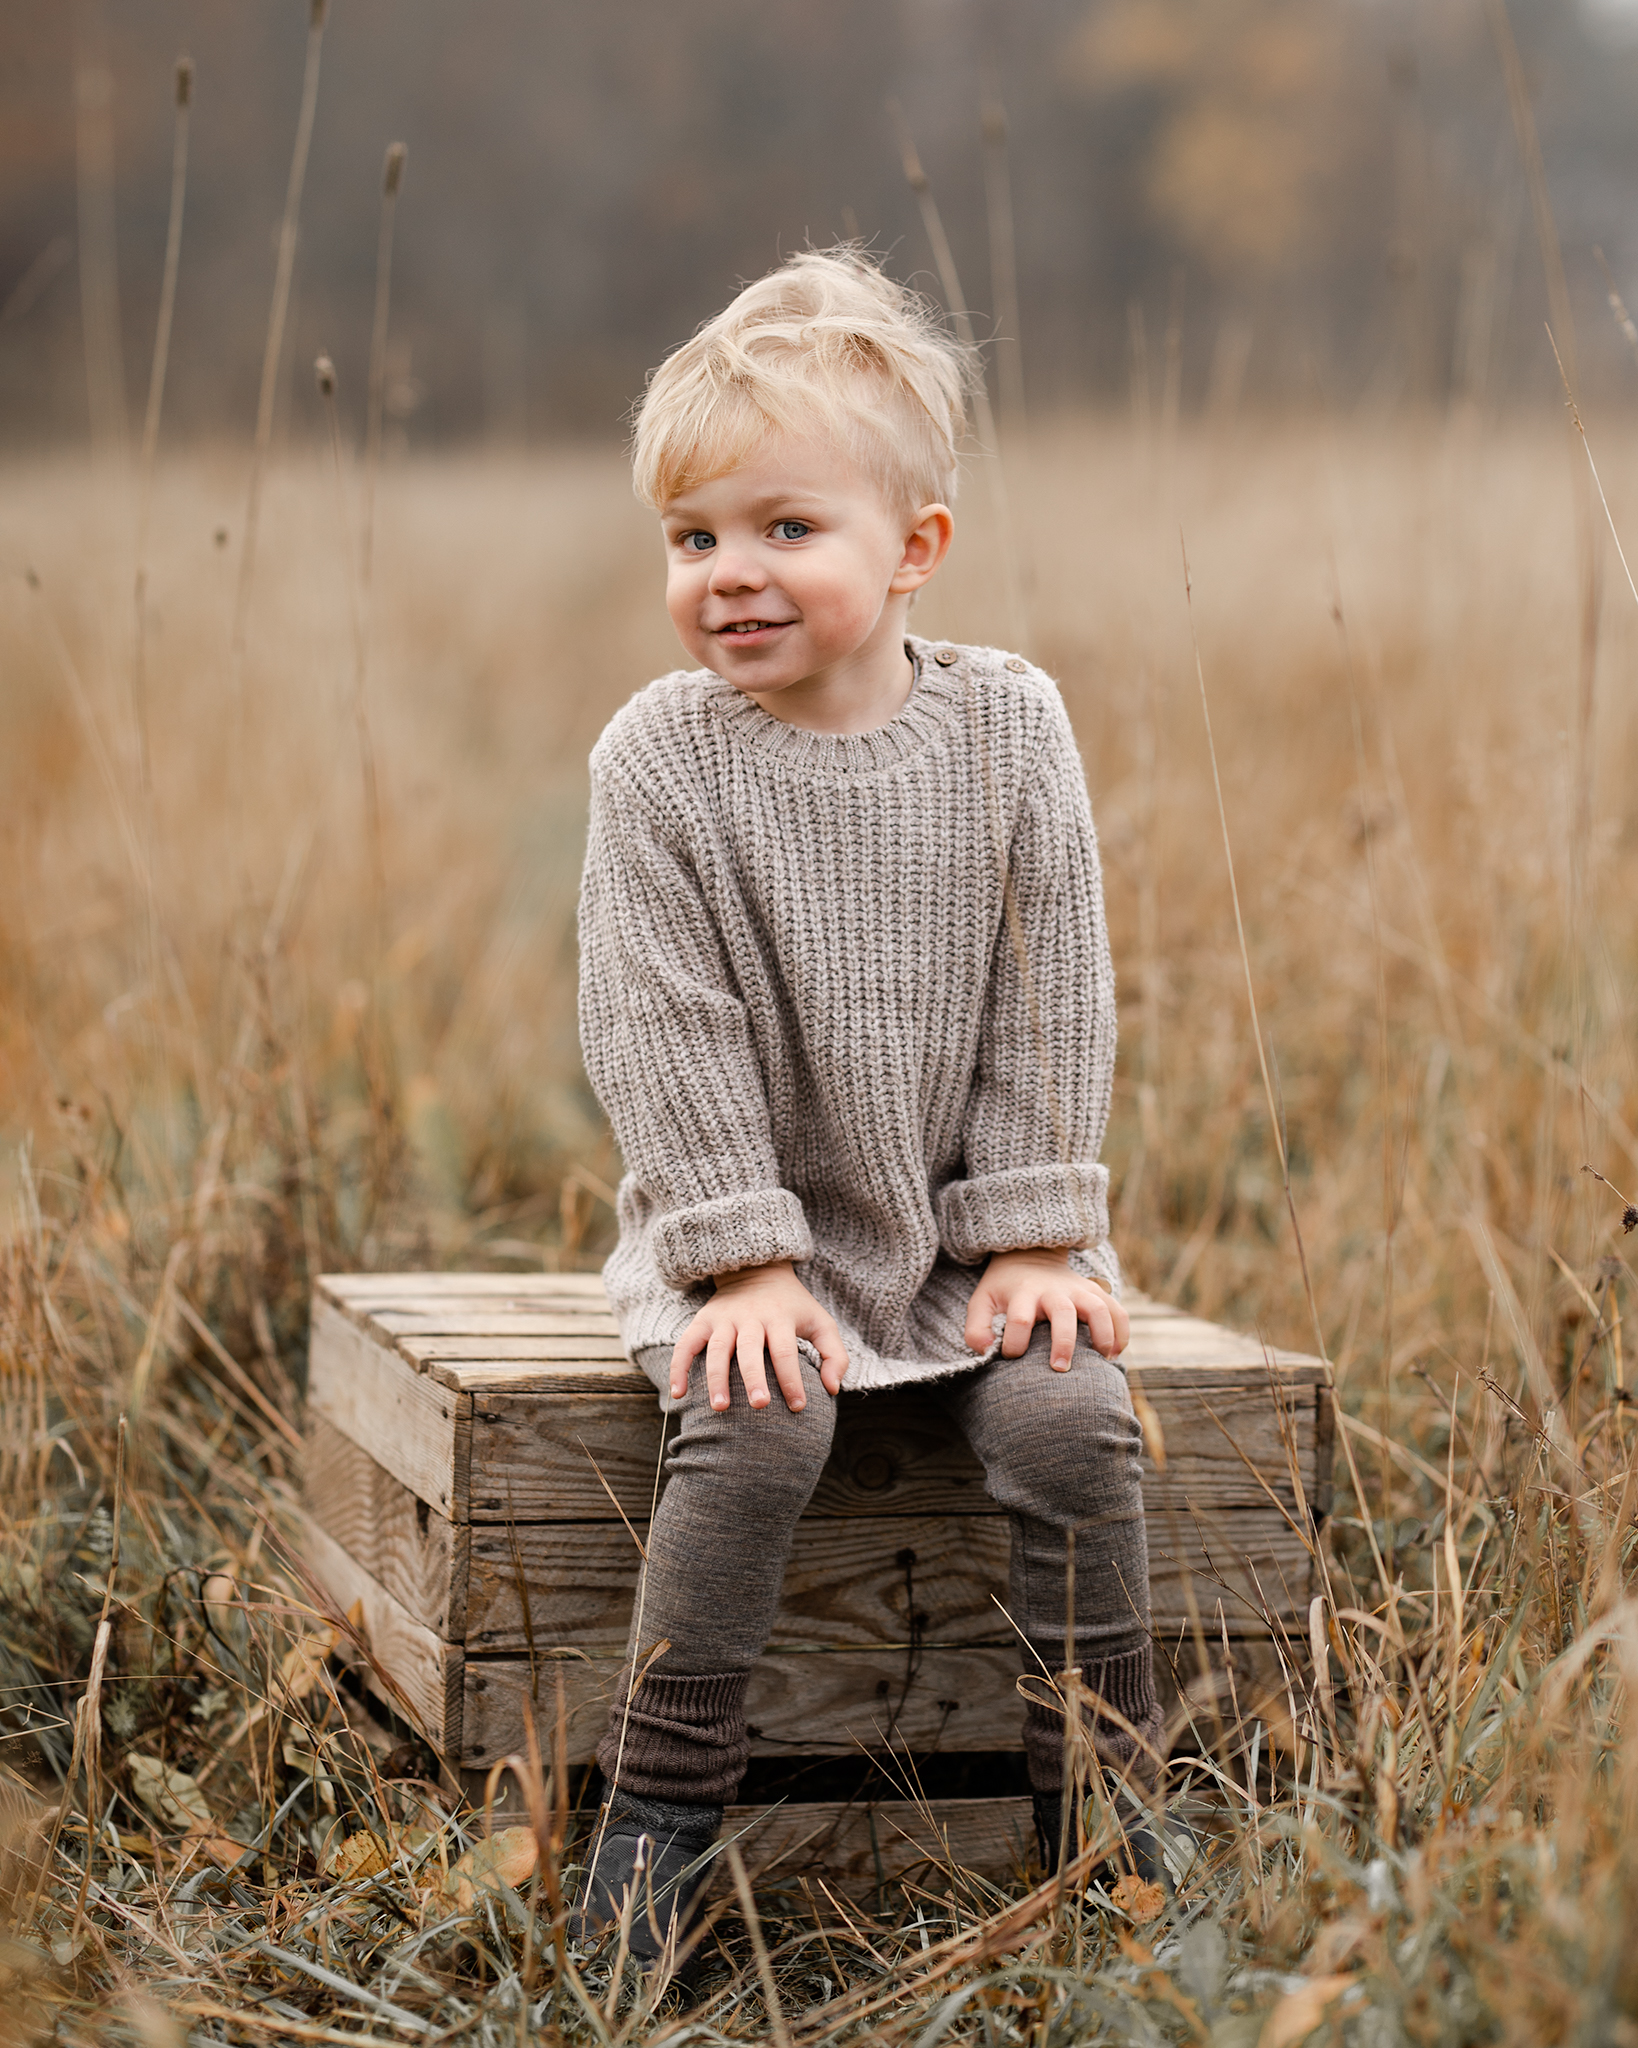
xmin=3 ymin=413 xmax=1638 ymax=2043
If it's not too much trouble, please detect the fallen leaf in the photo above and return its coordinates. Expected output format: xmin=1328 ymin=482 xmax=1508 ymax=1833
xmin=1258 ymin=1973 xmax=1359 ymax=2048
xmin=1110 ymin=1871 xmax=1166 ymax=1923
xmin=322 ymin=1831 xmax=392 ymax=1882
xmin=126 ymin=1755 xmax=246 ymax=1869
xmin=441 ymin=1826 xmax=538 ymax=1912
xmin=273 ymin=1625 xmax=339 ymax=1707
xmin=127 ymin=1754 xmax=214 ymax=1834
xmin=320 ymin=1824 xmax=435 ymax=1883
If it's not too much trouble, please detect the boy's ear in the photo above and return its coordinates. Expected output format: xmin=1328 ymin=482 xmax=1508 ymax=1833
xmin=890 ymin=504 xmax=955 ymax=593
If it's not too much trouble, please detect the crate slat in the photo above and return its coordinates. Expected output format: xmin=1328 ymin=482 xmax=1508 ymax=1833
xmin=307 ymin=1297 xmax=472 ymax=1517
xmin=459 ymin=1645 xmax=1032 ymax=1770
xmin=462 ymin=1507 xmax=1313 ymax=1654
xmin=306 ymin=1419 xmax=471 ymax=1637
xmin=300 ymin=1519 xmax=464 ymax=1752
xmin=725 ymin=1794 xmax=1034 ymax=1890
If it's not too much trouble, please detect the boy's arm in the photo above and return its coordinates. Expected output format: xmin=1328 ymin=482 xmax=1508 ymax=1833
xmin=579 ymin=763 xmax=846 ymax=1410
xmin=941 ymin=697 xmax=1125 ymax=1363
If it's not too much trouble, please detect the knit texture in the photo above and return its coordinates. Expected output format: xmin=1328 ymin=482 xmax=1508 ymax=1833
xmin=1021 ymin=1642 xmax=1163 ymax=1796
xmin=578 ymin=637 xmax=1120 ymax=1392
xmin=596 ymin=1670 xmax=752 ymax=1805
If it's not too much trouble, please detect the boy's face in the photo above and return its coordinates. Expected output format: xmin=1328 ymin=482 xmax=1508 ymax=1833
xmin=659 ymin=431 xmax=948 ymax=712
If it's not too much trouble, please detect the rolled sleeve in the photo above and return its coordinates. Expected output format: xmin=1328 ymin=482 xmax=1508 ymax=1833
xmin=651 ymin=1186 xmax=815 ymax=1290
xmin=936 ymin=1162 xmax=1110 ymax=1265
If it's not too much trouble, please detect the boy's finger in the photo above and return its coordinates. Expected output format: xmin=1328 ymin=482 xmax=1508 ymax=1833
xmin=736 ymin=1325 xmax=772 ymax=1410
xmin=766 ymin=1333 xmax=806 ymax=1412
xmin=964 ymin=1288 xmax=999 ymax=1352
xmin=810 ymin=1315 xmax=850 ymax=1394
xmin=705 ymin=1325 xmax=737 ymax=1411
xmin=1078 ymin=1291 xmax=1129 ymax=1358
xmin=669 ymin=1319 xmax=708 ymax=1397
xmin=1001 ymin=1299 xmax=1037 ymax=1357
xmin=1046 ymin=1298 xmax=1078 ymax=1372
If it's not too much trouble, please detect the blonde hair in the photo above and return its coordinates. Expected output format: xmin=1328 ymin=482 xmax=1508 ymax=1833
xmin=632 ymin=247 xmax=977 ymax=515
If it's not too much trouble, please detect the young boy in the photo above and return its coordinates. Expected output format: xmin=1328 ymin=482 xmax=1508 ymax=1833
xmin=574 ymin=248 xmax=1163 ymax=1955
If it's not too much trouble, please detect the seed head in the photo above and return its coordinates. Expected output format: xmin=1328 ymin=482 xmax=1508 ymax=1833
xmin=384 ymin=141 xmax=407 ymax=197
xmin=309 ymin=0 xmax=327 ymax=26
xmin=314 ymin=353 xmax=337 ymax=397
xmin=175 ymin=55 xmax=193 ymax=106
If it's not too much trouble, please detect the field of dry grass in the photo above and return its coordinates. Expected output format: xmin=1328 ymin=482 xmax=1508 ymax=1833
xmin=4 ymin=413 xmax=1638 ymax=2043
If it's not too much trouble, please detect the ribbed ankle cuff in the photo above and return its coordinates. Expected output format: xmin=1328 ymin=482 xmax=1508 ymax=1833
xmin=1022 ymin=1640 xmax=1163 ymax=1796
xmin=596 ymin=1669 xmax=752 ymax=1805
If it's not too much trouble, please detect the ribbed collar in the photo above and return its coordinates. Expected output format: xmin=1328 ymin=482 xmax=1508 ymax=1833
xmin=701 ymin=636 xmax=966 ymax=776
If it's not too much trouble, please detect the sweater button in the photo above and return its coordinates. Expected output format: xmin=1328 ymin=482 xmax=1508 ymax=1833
xmin=934 ymin=646 xmax=958 ymax=665
xmin=1005 ymin=656 xmax=1027 ymax=672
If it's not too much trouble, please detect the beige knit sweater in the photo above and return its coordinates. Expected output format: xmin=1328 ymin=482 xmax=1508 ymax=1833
xmin=577 ymin=635 xmax=1120 ymax=1393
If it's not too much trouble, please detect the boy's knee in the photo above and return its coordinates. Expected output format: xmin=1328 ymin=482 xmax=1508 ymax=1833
xmin=958 ymin=1331 xmax=1144 ymax=1523
xmin=663 ymin=1364 xmax=836 ymax=1513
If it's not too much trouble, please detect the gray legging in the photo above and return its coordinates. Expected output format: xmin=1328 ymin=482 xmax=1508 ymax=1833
xmin=596 ymin=1325 xmax=1161 ymax=1802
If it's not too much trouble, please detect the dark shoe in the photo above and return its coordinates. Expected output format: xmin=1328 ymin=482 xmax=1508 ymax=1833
xmin=1032 ymin=1788 xmax=1198 ymax=1895
xmin=570 ymin=1792 xmax=722 ymax=1966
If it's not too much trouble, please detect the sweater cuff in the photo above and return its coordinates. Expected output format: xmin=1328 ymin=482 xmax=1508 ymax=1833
xmin=651 ymin=1187 xmax=814 ymax=1289
xmin=937 ymin=1163 xmax=1110 ymax=1264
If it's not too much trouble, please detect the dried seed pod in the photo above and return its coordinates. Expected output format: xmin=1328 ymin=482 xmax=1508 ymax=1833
xmin=314 ymin=352 xmax=336 ymax=397
xmin=384 ymin=141 xmax=407 ymax=196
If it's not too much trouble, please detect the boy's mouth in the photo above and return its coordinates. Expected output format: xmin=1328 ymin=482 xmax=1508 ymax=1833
xmin=715 ymin=619 xmax=791 ymax=638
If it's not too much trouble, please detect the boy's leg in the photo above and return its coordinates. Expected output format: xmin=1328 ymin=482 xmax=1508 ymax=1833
xmin=578 ymin=1348 xmax=836 ymax=1958
xmin=596 ymin=1345 xmax=836 ymax=1802
xmin=935 ymin=1328 xmax=1163 ymax=1801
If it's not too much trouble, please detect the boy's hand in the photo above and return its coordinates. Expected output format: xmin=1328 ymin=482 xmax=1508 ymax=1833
xmin=671 ymin=1259 xmax=849 ymax=1413
xmin=963 ymin=1248 xmax=1129 ymax=1371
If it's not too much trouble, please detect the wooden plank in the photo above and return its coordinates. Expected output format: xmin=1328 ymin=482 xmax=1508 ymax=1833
xmin=300 ymin=1518 xmax=463 ymax=1754
xmin=372 ymin=1314 xmax=628 ymax=1342
xmin=469 ymin=1388 xmax=662 ymax=1518
xmin=347 ymin=1297 xmax=618 ymax=1326
xmin=1151 ymin=1629 xmax=1292 ymax=1731
xmin=305 ymin=1419 xmax=470 ymax=1637
xmin=306 ymin=1297 xmax=471 ymax=1519
xmin=1313 ymin=1386 xmax=1336 ymax=1520
xmin=465 ymin=1514 xmax=1013 ymax=1654
xmin=458 ymin=1646 xmax=1030 ymax=1769
xmin=464 ymin=1381 xmax=1321 ymax=1521
xmin=461 ymin=1505 xmax=1312 ymax=1654
xmin=320 ymin=1272 xmax=609 ymax=1298
xmin=726 ymin=1794 xmax=1035 ymax=1890
xmin=401 ymin=1339 xmax=639 ymax=1364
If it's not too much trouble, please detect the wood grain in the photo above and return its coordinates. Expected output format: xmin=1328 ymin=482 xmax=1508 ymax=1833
xmin=300 ymin=1517 xmax=463 ymax=1752
xmin=306 ymin=1297 xmax=472 ymax=1518
xmin=463 ymin=1382 xmax=1323 ymax=1522
xmin=458 ymin=1645 xmax=1030 ymax=1768
xmin=725 ymin=1794 xmax=1035 ymax=1890
xmin=460 ymin=1504 xmax=1313 ymax=1654
xmin=304 ymin=1419 xmax=470 ymax=1636
xmin=321 ymin=1272 xmax=610 ymax=1299
xmin=375 ymin=1314 xmax=631 ymax=1343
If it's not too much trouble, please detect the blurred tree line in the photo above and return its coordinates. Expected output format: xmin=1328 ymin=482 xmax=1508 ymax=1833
xmin=4 ymin=0 xmax=1638 ymax=449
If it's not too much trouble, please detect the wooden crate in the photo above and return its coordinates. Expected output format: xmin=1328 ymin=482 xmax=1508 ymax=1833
xmin=301 ymin=1272 xmax=1330 ymax=1879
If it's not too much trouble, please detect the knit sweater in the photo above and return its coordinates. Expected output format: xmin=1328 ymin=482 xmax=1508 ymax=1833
xmin=577 ymin=635 xmax=1120 ymax=1393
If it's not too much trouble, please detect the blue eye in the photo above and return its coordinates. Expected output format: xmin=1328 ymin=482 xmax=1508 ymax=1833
xmin=682 ymin=531 xmax=715 ymax=552
xmin=774 ymin=520 xmax=810 ymax=541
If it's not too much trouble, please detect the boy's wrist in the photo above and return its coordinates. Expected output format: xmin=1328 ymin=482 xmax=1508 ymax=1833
xmin=711 ymin=1257 xmax=797 ymax=1291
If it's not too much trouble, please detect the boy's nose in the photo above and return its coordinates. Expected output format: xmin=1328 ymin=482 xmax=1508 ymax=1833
xmin=707 ymin=546 xmax=765 ymax=594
